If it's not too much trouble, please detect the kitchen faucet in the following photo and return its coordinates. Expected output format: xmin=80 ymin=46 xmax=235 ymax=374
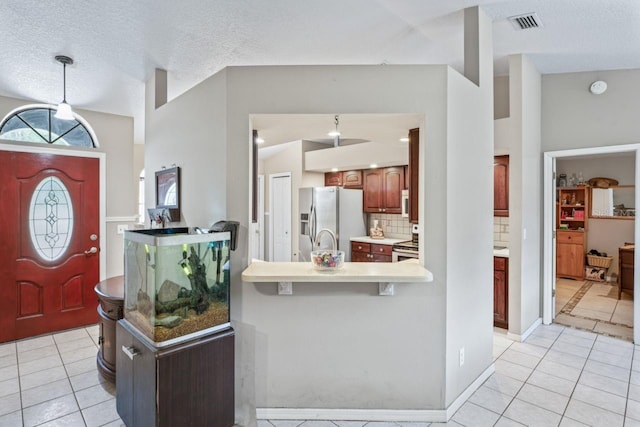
xmin=315 ymin=228 xmax=337 ymax=252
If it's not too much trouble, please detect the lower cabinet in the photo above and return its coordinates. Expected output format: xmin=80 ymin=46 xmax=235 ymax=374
xmin=116 ymin=320 xmax=235 ymax=427
xmin=619 ymin=244 xmax=634 ymax=299
xmin=556 ymin=230 xmax=585 ymax=279
xmin=351 ymin=241 xmax=392 ymax=262
xmin=494 ymin=256 xmax=508 ymax=329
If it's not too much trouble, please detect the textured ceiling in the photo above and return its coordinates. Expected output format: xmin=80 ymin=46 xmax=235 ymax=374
xmin=2 ymin=0 xmax=640 ymax=144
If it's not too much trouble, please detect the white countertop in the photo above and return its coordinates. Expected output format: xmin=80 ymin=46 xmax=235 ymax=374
xmin=350 ymin=236 xmax=407 ymax=245
xmin=493 ymin=248 xmax=509 ymax=258
xmin=242 ymin=261 xmax=433 ymax=283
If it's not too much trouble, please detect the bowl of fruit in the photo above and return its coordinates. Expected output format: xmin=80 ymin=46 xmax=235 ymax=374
xmin=311 ymin=250 xmax=345 ymax=271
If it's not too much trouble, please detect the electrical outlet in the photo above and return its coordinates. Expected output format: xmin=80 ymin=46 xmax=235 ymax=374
xmin=459 ymin=347 xmax=465 ymax=367
xmin=117 ymin=224 xmax=129 ymax=235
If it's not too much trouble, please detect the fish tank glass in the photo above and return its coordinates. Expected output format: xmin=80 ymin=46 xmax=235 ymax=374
xmin=123 ymin=228 xmax=231 ymax=347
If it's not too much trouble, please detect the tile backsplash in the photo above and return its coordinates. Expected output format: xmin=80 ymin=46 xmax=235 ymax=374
xmin=494 ymin=216 xmax=509 ymax=247
xmin=368 ymin=213 xmax=412 ymax=239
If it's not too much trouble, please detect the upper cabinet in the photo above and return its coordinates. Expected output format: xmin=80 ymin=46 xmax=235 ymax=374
xmin=324 ymin=170 xmax=362 ymax=188
xmin=363 ymin=167 xmax=405 ymax=214
xmin=408 ymin=128 xmax=419 ymax=223
xmin=342 ymin=170 xmax=363 ymax=189
xmin=324 ymin=172 xmax=342 ymax=187
xmin=494 ymin=155 xmax=509 ymax=217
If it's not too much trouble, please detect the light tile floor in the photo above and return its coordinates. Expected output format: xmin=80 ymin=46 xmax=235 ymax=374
xmin=261 ymin=324 xmax=640 ymax=427
xmin=555 ymin=279 xmax=634 ymax=341
xmin=0 ymin=325 xmax=124 ymax=427
xmin=7 ymin=323 xmax=640 ymax=426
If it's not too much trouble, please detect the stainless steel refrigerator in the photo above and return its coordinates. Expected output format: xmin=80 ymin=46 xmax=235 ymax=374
xmin=299 ymin=186 xmax=366 ymax=262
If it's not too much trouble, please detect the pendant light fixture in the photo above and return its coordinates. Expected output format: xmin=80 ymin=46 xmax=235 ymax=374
xmin=54 ymin=55 xmax=74 ymax=120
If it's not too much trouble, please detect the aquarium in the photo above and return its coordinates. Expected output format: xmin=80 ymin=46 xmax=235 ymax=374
xmin=123 ymin=228 xmax=231 ymax=347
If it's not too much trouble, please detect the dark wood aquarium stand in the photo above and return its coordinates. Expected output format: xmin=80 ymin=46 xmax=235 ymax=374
xmin=116 ymin=320 xmax=235 ymax=427
xmin=94 ymin=276 xmax=125 ymax=383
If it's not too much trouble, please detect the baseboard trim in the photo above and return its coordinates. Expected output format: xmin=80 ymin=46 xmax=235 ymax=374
xmin=445 ymin=362 xmax=495 ymax=419
xmin=256 ymin=363 xmax=495 ymax=422
xmin=507 ymin=317 xmax=542 ymax=342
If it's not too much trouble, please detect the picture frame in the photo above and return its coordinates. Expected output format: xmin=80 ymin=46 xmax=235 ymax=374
xmin=155 ymin=166 xmax=180 ymax=220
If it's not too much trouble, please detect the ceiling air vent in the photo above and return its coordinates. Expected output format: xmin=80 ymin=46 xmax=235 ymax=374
xmin=508 ymin=13 xmax=543 ymax=30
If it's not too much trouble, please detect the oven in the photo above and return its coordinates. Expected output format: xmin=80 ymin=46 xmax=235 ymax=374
xmin=392 ymin=240 xmax=419 ymax=262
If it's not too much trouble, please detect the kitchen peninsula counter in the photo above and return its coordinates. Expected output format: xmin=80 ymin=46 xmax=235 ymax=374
xmin=242 ymin=261 xmax=433 ymax=295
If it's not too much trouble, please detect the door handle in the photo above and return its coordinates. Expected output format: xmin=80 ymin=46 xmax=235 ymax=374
xmin=122 ymin=345 xmax=138 ymax=360
xmin=309 ymin=205 xmax=316 ymax=246
xmin=84 ymin=247 xmax=98 ymax=255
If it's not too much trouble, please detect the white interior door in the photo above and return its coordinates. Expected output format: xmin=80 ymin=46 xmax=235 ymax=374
xmin=270 ymin=173 xmax=291 ymax=261
xmin=249 ymin=174 xmax=266 ymax=261
xmin=258 ymin=174 xmax=265 ymax=260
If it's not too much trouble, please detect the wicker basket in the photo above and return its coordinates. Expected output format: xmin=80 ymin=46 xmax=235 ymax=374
xmin=587 ymin=254 xmax=613 ymax=268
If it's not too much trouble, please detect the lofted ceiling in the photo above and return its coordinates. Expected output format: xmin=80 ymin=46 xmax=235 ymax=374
xmin=2 ymin=0 xmax=640 ymax=145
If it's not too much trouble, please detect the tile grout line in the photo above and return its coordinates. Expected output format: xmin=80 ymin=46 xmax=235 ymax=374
xmin=624 ymin=345 xmax=636 ymax=424
xmin=459 ymin=326 xmax=565 ymax=425
xmin=491 ymin=326 xmax=567 ymax=423
xmin=556 ymin=327 xmax=597 ymax=424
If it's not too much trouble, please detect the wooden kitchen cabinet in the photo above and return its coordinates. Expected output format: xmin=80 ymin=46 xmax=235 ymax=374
xmin=351 ymin=241 xmax=392 ymax=262
xmin=342 ymin=170 xmax=363 ymax=188
xmin=363 ymin=167 xmax=405 ymax=213
xmin=556 ymin=230 xmax=586 ymax=279
xmin=556 ymin=186 xmax=588 ymax=280
xmin=324 ymin=172 xmax=342 ymax=186
xmin=494 ymin=155 xmax=509 ymax=217
xmin=618 ymin=244 xmax=634 ymax=299
xmin=324 ymin=170 xmax=362 ymax=188
xmin=494 ymin=256 xmax=508 ymax=329
xmin=408 ymin=128 xmax=419 ymax=223
xmin=116 ymin=321 xmax=235 ymax=427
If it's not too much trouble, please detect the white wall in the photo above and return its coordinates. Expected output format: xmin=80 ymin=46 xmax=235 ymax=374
xmin=504 ymin=55 xmax=542 ymax=337
xmin=0 ymin=95 xmax=135 ymax=279
xmin=146 ymin=62 xmax=493 ymax=424
xmin=144 ymin=68 xmax=228 ymax=228
xmin=494 ymin=76 xmax=510 ymax=120
xmin=542 ymin=69 xmax=640 ymax=151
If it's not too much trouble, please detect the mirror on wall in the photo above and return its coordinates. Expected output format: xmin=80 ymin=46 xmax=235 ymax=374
xmin=155 ymin=166 xmax=180 ymax=220
xmin=590 ymin=185 xmax=635 ymax=219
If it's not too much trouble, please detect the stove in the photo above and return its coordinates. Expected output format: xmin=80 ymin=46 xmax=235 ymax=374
xmin=392 ymin=225 xmax=419 ymax=261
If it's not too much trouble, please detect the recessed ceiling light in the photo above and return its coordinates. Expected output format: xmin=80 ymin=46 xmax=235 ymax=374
xmin=370 ymin=164 xmax=378 ymax=168
xmin=331 ymin=168 xmax=338 ymax=172
xmin=399 ymin=137 xmax=409 ymax=142
xmin=256 ymin=137 xmax=265 ymax=144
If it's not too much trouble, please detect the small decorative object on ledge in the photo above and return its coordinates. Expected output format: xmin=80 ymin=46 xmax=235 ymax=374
xmin=369 ymin=219 xmax=384 ymax=239
xmin=147 ymin=207 xmax=171 ymax=228
xmin=588 ymin=177 xmax=619 ymax=188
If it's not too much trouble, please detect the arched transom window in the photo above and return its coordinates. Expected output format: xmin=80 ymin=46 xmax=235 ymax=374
xmin=0 ymin=105 xmax=98 ymax=147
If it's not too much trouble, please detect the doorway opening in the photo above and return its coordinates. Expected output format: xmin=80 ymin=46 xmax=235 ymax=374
xmin=543 ymin=145 xmax=640 ymax=343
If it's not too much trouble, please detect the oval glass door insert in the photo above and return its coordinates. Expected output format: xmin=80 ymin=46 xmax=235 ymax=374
xmin=28 ymin=176 xmax=74 ymax=261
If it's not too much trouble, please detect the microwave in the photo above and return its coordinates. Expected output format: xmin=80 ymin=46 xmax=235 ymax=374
xmin=401 ymin=189 xmax=409 ymax=218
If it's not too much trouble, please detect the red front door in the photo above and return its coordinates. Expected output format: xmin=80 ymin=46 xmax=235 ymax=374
xmin=0 ymin=150 xmax=100 ymax=342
